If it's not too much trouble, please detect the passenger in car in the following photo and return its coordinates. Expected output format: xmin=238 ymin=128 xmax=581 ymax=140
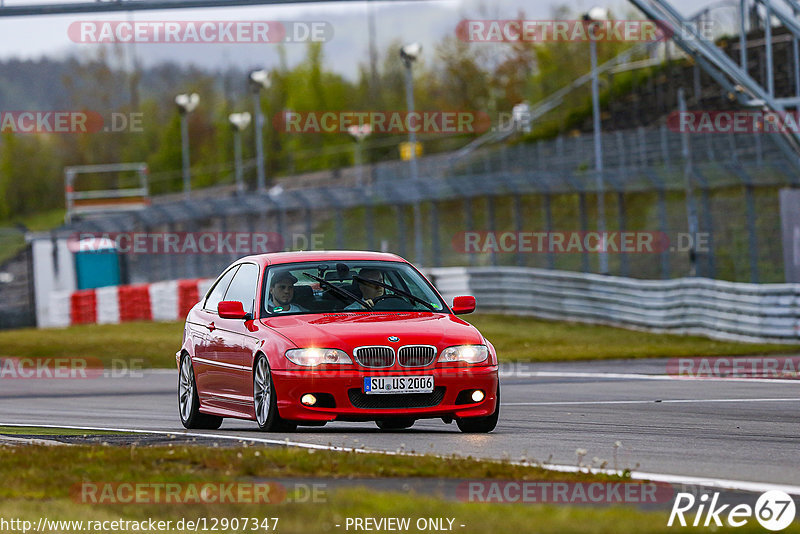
xmin=345 ymin=268 xmax=385 ymax=310
xmin=267 ymin=272 xmax=308 ymax=313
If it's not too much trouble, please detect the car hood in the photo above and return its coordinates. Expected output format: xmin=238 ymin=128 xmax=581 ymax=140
xmin=260 ymin=311 xmax=483 ymax=351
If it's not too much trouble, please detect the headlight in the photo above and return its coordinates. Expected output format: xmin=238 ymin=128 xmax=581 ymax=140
xmin=285 ymin=348 xmax=352 ymax=366
xmin=437 ymin=345 xmax=488 ymax=364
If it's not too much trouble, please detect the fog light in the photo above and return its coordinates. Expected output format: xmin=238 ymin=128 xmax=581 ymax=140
xmin=301 ymin=394 xmax=317 ymax=406
xmin=471 ymin=390 xmax=485 ymax=402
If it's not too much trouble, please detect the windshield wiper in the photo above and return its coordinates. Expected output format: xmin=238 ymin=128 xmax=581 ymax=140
xmin=302 ymin=272 xmax=373 ymax=310
xmin=352 ymin=276 xmax=438 ymax=311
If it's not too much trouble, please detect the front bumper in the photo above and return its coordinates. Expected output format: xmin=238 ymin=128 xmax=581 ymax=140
xmin=271 ymin=365 xmax=499 ymax=422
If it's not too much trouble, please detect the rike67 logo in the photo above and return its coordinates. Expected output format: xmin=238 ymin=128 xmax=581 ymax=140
xmin=668 ymin=490 xmax=796 ymax=531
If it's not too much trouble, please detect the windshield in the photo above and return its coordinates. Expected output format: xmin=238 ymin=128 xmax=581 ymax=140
xmin=261 ymin=261 xmax=447 ymax=316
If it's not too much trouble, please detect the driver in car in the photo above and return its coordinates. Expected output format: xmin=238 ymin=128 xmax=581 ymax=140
xmin=345 ymin=268 xmax=385 ymax=310
xmin=267 ymin=272 xmax=307 ymax=313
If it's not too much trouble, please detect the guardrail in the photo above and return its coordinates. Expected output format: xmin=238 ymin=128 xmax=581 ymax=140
xmin=429 ymin=267 xmax=800 ymax=344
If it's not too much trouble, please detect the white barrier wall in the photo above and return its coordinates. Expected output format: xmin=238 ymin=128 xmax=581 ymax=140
xmin=31 ymin=238 xmax=76 ymax=328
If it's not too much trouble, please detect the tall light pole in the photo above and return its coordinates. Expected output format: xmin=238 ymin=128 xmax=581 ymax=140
xmin=678 ymin=88 xmax=699 ymax=276
xmin=249 ymin=69 xmax=270 ymax=192
xmin=175 ymin=92 xmax=199 ymax=200
xmin=584 ymin=7 xmax=609 ymax=275
xmin=347 ymin=123 xmax=372 ymax=187
xmin=400 ymin=42 xmax=421 ymax=181
xmin=400 ymin=42 xmax=424 ymax=265
xmin=229 ymin=112 xmax=251 ymax=195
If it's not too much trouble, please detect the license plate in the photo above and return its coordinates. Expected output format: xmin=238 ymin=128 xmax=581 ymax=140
xmin=363 ymin=376 xmax=434 ymax=394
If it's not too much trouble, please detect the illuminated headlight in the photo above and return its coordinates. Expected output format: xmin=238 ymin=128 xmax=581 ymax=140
xmin=437 ymin=345 xmax=488 ymax=364
xmin=285 ymin=348 xmax=352 ymax=367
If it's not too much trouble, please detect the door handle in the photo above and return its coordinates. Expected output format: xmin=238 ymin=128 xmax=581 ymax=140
xmin=206 ymin=322 xmax=215 ymax=332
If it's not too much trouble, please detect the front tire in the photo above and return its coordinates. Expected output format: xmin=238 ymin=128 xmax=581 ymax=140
xmin=253 ymin=354 xmax=296 ymax=432
xmin=178 ymin=353 xmax=223 ymax=430
xmin=456 ymin=385 xmax=499 ymax=433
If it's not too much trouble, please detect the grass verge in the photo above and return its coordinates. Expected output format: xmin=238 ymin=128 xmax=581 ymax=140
xmin=0 ymin=444 xmax=783 ymax=534
xmin=0 ymin=315 xmax=797 ymax=368
xmin=0 ymin=443 xmax=617 ymax=491
xmin=0 ymin=321 xmax=183 ymax=368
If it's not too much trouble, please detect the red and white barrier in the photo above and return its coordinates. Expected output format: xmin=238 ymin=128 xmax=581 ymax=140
xmin=45 ymin=278 xmax=213 ymax=327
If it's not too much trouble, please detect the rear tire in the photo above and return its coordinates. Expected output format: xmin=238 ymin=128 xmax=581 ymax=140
xmin=456 ymin=385 xmax=499 ymax=433
xmin=375 ymin=418 xmax=415 ymax=430
xmin=253 ymin=354 xmax=297 ymax=432
xmin=178 ymin=353 xmax=223 ymax=430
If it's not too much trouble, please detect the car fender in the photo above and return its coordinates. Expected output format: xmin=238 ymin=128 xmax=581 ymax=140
xmin=176 ymin=326 xmax=199 ymax=368
xmin=485 ymin=338 xmax=498 ymax=366
xmin=250 ymin=331 xmax=298 ymax=372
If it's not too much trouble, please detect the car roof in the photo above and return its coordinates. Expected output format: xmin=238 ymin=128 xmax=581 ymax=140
xmin=238 ymin=250 xmax=408 ymax=267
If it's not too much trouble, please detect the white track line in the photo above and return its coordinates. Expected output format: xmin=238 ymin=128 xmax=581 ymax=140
xmin=2 ymin=422 xmax=800 ymax=497
xmin=504 ymin=397 xmax=800 ymax=406
xmin=525 ymin=371 xmax=800 ymax=384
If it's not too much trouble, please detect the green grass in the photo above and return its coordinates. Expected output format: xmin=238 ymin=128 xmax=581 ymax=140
xmin=9 ymin=208 xmax=67 ymax=232
xmin=0 ymin=444 xmax=791 ymax=534
xmin=0 ymin=315 xmax=797 ymax=368
xmin=0 ymin=321 xmax=184 ymax=368
xmin=0 ymin=443 xmax=617 ymax=491
xmin=0 ymin=446 xmax=784 ymax=534
xmin=0 ymin=208 xmax=66 ymax=264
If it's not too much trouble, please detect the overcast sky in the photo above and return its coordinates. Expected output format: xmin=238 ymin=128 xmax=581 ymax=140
xmin=0 ymin=0 xmax=736 ymax=78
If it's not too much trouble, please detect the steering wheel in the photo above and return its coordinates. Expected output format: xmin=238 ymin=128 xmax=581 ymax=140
xmin=370 ymin=294 xmax=413 ymax=310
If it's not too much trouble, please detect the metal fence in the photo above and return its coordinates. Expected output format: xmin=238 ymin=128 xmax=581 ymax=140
xmin=54 ymin=123 xmax=800 ymax=285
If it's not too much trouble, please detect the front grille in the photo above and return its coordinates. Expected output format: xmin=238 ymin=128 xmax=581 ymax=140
xmin=353 ymin=346 xmax=395 ymax=368
xmin=398 ymin=345 xmax=436 ymax=367
xmin=348 ymin=387 xmax=446 ymax=409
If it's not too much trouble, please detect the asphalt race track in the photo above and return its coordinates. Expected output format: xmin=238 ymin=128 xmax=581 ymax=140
xmin=1 ymin=358 xmax=798 ymax=488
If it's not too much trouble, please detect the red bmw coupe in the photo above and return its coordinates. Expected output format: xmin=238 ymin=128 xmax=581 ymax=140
xmin=176 ymin=251 xmax=499 ymax=433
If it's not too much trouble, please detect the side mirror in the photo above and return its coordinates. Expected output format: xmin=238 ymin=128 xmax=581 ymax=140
xmin=218 ymin=300 xmax=247 ymax=319
xmin=451 ymin=295 xmax=476 ymax=315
